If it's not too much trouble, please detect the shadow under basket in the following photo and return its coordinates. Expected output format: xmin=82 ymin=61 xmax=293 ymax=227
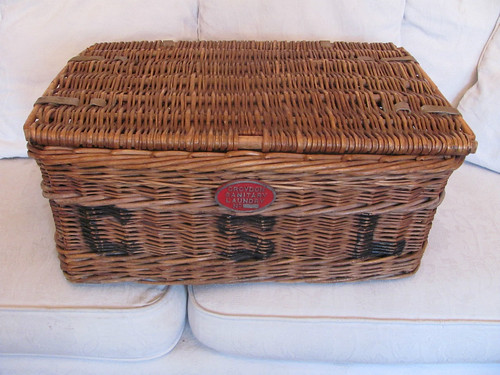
xmin=24 ymin=41 xmax=476 ymax=284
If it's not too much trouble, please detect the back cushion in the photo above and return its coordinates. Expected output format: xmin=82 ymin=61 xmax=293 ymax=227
xmin=401 ymin=0 xmax=500 ymax=105
xmin=198 ymin=0 xmax=404 ymax=43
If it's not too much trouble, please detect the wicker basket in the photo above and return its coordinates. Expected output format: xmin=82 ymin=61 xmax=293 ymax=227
xmin=24 ymin=41 xmax=476 ymax=284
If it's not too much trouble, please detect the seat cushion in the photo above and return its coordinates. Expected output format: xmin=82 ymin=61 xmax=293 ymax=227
xmin=0 ymin=158 xmax=187 ymax=360
xmin=189 ymin=162 xmax=500 ymax=363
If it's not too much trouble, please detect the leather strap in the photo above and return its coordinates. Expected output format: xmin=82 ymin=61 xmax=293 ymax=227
xmin=69 ymin=55 xmax=105 ymax=62
xmin=381 ymin=56 xmax=416 ymax=63
xmin=90 ymin=98 xmax=107 ymax=107
xmin=421 ymin=105 xmax=461 ymax=115
xmin=35 ymin=96 xmax=79 ymax=106
xmin=394 ymin=102 xmax=411 ymax=112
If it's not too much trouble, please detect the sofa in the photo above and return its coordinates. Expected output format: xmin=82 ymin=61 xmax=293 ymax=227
xmin=1 ymin=1 xmax=499 ymax=374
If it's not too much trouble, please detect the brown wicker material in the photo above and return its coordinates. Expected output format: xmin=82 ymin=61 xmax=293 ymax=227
xmin=24 ymin=41 xmax=476 ymax=284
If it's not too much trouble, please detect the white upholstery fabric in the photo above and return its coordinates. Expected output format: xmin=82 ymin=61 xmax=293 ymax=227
xmin=401 ymin=0 xmax=500 ymax=106
xmin=0 ymin=158 xmax=187 ymax=359
xmin=198 ymin=0 xmax=404 ymax=43
xmin=459 ymin=17 xmax=500 ymax=173
xmin=189 ymin=162 xmax=500 ymax=363
xmin=0 ymin=0 xmax=199 ymax=158
xmin=2 ymin=326 xmax=499 ymax=375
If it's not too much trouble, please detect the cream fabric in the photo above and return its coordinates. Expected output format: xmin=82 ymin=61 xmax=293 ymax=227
xmin=401 ymin=0 xmax=500 ymax=106
xmin=198 ymin=0 xmax=404 ymax=43
xmin=189 ymin=162 xmax=500 ymax=363
xmin=2 ymin=324 xmax=500 ymax=375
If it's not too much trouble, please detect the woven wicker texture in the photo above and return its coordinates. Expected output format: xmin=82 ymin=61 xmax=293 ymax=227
xmin=24 ymin=41 xmax=475 ymax=284
xmin=24 ymin=41 xmax=476 ymax=155
xmin=29 ymin=144 xmax=462 ymax=284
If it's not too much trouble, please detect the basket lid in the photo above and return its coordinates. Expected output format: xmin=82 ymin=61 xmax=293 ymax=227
xmin=24 ymin=40 xmax=477 ymax=156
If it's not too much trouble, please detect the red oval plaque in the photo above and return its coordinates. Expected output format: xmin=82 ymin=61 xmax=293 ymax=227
xmin=215 ymin=180 xmax=276 ymax=213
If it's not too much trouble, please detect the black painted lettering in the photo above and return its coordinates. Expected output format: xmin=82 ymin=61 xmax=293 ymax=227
xmin=216 ymin=214 xmax=276 ymax=261
xmin=77 ymin=205 xmax=140 ymax=256
xmin=353 ymin=213 xmax=405 ymax=259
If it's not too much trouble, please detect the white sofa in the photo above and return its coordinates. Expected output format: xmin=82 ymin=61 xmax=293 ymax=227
xmin=1 ymin=1 xmax=499 ymax=374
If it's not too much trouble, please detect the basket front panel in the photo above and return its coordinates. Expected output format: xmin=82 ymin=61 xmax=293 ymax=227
xmin=33 ymin=147 xmax=462 ymax=284
xmin=52 ymin=202 xmax=434 ymax=284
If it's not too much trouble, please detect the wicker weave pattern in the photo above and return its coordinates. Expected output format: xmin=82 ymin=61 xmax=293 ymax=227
xmin=30 ymin=144 xmax=462 ymax=284
xmin=25 ymin=41 xmax=476 ymax=155
xmin=24 ymin=41 xmax=475 ymax=284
